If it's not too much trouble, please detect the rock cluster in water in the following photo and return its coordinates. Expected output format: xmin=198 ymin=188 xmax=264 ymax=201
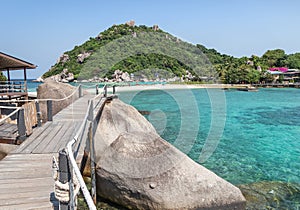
xmin=94 ymin=99 xmax=246 ymax=209
xmin=238 ymin=181 xmax=300 ymax=209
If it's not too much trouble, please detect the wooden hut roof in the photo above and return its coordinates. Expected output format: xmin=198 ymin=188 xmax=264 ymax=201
xmin=0 ymin=52 xmax=37 ymax=71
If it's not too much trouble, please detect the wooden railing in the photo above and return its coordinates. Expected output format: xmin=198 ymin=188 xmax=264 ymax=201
xmin=0 ymin=80 xmax=27 ymax=94
xmin=0 ymin=102 xmax=40 ymax=143
xmin=56 ymin=85 xmax=116 ymax=210
xmin=0 ymin=85 xmax=83 ymax=143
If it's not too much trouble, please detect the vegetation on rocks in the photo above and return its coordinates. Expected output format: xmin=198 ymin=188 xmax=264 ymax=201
xmin=43 ymin=22 xmax=300 ymax=84
xmin=0 ymin=72 xmax=6 ymax=81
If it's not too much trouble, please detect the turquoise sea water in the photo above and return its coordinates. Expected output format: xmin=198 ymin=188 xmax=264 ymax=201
xmin=26 ymin=80 xmax=42 ymax=92
xmin=27 ymin=81 xmax=299 ymax=186
xmin=118 ymin=88 xmax=300 ymax=186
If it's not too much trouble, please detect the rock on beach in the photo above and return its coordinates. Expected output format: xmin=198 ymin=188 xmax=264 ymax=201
xmin=94 ymin=99 xmax=246 ymax=209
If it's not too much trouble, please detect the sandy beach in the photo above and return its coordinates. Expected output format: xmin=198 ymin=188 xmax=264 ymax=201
xmin=109 ymin=83 xmax=247 ymax=92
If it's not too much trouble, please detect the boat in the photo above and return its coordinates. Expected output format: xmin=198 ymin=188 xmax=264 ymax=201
xmin=237 ymin=87 xmax=258 ymax=92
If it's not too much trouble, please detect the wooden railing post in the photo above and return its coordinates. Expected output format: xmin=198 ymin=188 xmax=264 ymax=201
xmin=58 ymin=149 xmax=71 ymax=210
xmin=95 ymin=85 xmax=99 ymax=95
xmin=113 ymin=85 xmax=116 ymax=94
xmin=88 ymin=100 xmax=93 ymax=121
xmin=89 ymin=121 xmax=97 ymax=204
xmin=87 ymin=100 xmax=96 ymax=203
xmin=104 ymin=85 xmax=107 ymax=97
xmin=47 ymin=100 xmax=53 ymax=121
xmin=35 ymin=101 xmax=42 ymax=127
xmin=79 ymin=85 xmax=83 ymax=98
xmin=17 ymin=108 xmax=26 ymax=142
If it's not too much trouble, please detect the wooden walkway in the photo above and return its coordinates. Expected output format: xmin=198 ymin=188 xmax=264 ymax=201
xmin=0 ymin=123 xmax=18 ymax=143
xmin=0 ymin=94 xmax=96 ymax=209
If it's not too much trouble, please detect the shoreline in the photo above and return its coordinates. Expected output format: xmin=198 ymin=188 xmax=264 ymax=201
xmin=27 ymin=83 xmax=300 ymax=95
xmin=99 ymin=83 xmax=251 ymax=92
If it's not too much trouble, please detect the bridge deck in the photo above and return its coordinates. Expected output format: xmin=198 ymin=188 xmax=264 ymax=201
xmin=0 ymin=94 xmax=95 ymax=209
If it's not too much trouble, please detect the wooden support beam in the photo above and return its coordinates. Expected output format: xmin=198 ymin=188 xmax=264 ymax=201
xmin=24 ymin=67 xmax=28 ymax=93
xmin=95 ymin=85 xmax=99 ymax=95
xmin=17 ymin=108 xmax=26 ymax=142
xmin=113 ymin=85 xmax=116 ymax=94
xmin=6 ymin=69 xmax=10 ymax=81
xmin=47 ymin=100 xmax=53 ymax=121
xmin=58 ymin=149 xmax=71 ymax=210
xmin=35 ymin=101 xmax=42 ymax=127
xmin=104 ymin=85 xmax=107 ymax=97
xmin=78 ymin=85 xmax=83 ymax=98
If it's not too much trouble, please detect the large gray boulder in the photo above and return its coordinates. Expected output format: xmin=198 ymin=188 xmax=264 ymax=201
xmin=37 ymin=80 xmax=79 ymax=122
xmin=95 ymin=99 xmax=246 ymax=209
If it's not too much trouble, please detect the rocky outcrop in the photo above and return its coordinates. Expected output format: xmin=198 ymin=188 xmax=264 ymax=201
xmin=152 ymin=25 xmax=159 ymax=31
xmin=112 ymin=70 xmax=131 ymax=82
xmin=57 ymin=54 xmax=69 ymax=64
xmin=37 ymin=80 xmax=79 ymax=122
xmin=47 ymin=69 xmax=74 ymax=83
xmin=126 ymin=20 xmax=135 ymax=27
xmin=94 ymin=99 xmax=246 ymax=209
xmin=238 ymin=181 xmax=300 ymax=209
xmin=77 ymin=52 xmax=91 ymax=63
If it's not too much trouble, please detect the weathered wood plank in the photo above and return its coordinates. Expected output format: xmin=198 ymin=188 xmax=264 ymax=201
xmin=12 ymin=122 xmax=53 ymax=153
xmin=0 ymin=177 xmax=52 ymax=186
xmin=0 ymin=123 xmax=18 ymax=141
xmin=1 ymin=123 xmax=17 ymax=132
xmin=0 ymin=185 xmax=53 ymax=196
xmin=0 ymin=94 xmax=98 ymax=209
xmin=19 ymin=123 xmax=61 ymax=154
xmin=31 ymin=123 xmax=65 ymax=153
xmin=3 ymin=153 xmax=56 ymax=161
xmin=0 ymin=197 xmax=53 ymax=207
xmin=0 ymin=201 xmax=57 ymax=210
xmin=47 ymin=121 xmax=80 ymax=152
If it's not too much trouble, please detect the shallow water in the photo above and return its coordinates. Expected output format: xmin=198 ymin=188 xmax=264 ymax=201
xmin=119 ymin=88 xmax=300 ymax=186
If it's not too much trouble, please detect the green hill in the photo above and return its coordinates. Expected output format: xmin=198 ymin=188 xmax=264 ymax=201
xmin=43 ymin=22 xmax=300 ymax=84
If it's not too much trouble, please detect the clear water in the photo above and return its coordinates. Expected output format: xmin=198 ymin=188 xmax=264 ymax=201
xmin=118 ymin=88 xmax=300 ymax=185
xmin=27 ymin=81 xmax=300 ymax=185
xmin=26 ymin=80 xmax=42 ymax=92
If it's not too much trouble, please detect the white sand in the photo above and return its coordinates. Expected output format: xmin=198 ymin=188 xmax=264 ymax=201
xmin=112 ymin=83 xmax=238 ymax=92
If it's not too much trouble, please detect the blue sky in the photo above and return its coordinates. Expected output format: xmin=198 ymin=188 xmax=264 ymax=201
xmin=1 ymin=0 xmax=300 ymax=79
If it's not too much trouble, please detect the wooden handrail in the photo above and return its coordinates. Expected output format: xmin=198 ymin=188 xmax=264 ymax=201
xmin=57 ymin=84 xmax=113 ymax=210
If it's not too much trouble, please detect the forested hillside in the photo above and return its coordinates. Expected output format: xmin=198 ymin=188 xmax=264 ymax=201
xmin=43 ymin=22 xmax=300 ymax=84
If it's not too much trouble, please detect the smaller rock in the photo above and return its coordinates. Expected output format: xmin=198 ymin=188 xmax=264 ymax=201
xmin=57 ymin=54 xmax=69 ymax=64
xmin=153 ymin=25 xmax=159 ymax=31
xmin=77 ymin=52 xmax=91 ymax=63
xmin=126 ymin=20 xmax=135 ymax=27
xmin=149 ymin=183 xmax=156 ymax=189
xmin=268 ymin=190 xmax=274 ymax=194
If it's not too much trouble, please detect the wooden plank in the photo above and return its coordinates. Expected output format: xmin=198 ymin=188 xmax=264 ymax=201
xmin=12 ymin=122 xmax=53 ymax=153
xmin=0 ymin=195 xmax=53 ymax=209
xmin=22 ymin=101 xmax=37 ymax=135
xmin=47 ymin=121 xmax=79 ymax=152
xmin=0 ymin=123 xmax=18 ymax=141
xmin=0 ymin=176 xmax=52 ymax=185
xmin=32 ymin=123 xmax=65 ymax=153
xmin=0 ymin=181 xmax=52 ymax=191
xmin=3 ymin=153 xmax=56 ymax=160
xmin=0 ymin=202 xmax=57 ymax=210
xmin=0 ymin=139 xmax=16 ymax=144
xmin=0 ymin=95 xmax=101 ymax=209
xmin=0 ymin=185 xmax=53 ymax=196
xmin=0 ymin=133 xmax=17 ymax=140
xmin=0 ymin=123 xmax=17 ymax=132
xmin=19 ymin=123 xmax=60 ymax=154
